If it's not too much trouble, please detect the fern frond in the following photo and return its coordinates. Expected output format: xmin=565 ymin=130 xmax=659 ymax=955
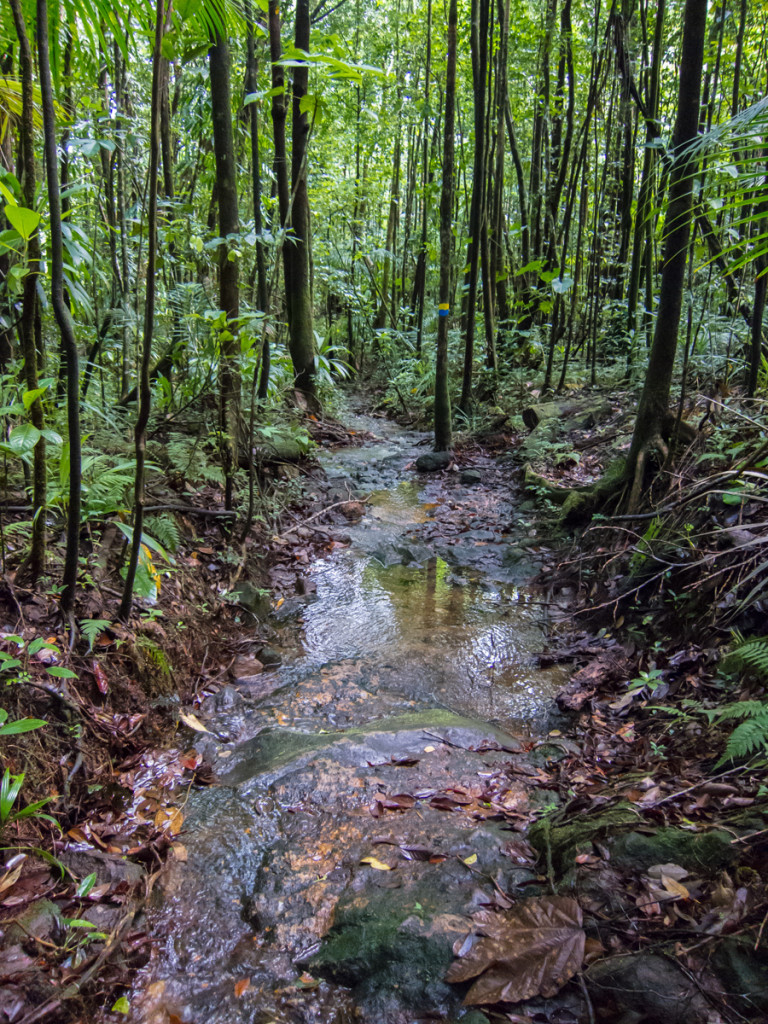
xmin=720 ymin=718 xmax=768 ymax=764
xmin=146 ymin=515 xmax=180 ymax=554
xmin=714 ymin=700 xmax=768 ymax=721
xmin=722 ymin=635 xmax=768 ymax=679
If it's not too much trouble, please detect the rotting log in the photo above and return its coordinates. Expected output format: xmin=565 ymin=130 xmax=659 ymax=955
xmin=522 ymin=398 xmax=612 ymax=432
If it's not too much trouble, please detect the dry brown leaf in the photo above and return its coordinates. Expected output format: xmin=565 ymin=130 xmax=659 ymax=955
xmin=445 ymin=897 xmax=585 ymax=1006
xmin=234 ymin=978 xmax=250 ymax=997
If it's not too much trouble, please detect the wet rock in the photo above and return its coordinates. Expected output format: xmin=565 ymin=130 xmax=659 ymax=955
xmin=256 ymin=645 xmax=283 ymax=668
xmin=295 ymin=576 xmax=317 ymax=596
xmin=57 ymin=848 xmax=144 ymax=886
xmin=213 ymin=685 xmax=241 ymax=711
xmin=229 ymin=582 xmax=271 ymax=619
xmin=710 ymin=935 xmax=768 ymax=1014
xmin=3 ymin=899 xmax=62 ymax=946
xmin=416 ymin=451 xmax=452 ymax=472
xmin=586 ymin=953 xmax=716 ymax=1023
xmin=271 ymin=596 xmax=306 ymax=622
xmin=311 ymin=884 xmax=465 ymax=1019
xmin=233 ymin=655 xmax=264 ymax=682
xmin=461 ymin=469 xmax=483 ymax=486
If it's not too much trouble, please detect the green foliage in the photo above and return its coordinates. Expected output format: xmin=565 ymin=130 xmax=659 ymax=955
xmin=146 ymin=515 xmax=181 ymax=554
xmin=1 ymin=768 xmax=59 ymax=833
xmin=79 ymin=618 xmax=112 ymax=652
xmin=721 ymin=633 xmax=768 ymax=679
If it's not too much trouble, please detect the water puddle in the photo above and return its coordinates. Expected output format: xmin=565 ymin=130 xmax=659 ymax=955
xmin=133 ymin=414 xmax=567 ymax=1024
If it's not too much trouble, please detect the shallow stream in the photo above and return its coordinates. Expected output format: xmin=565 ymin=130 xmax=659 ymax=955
xmin=134 ymin=413 xmax=567 ymax=1024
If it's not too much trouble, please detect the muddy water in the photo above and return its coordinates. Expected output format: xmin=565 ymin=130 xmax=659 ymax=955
xmin=133 ymin=415 xmax=566 ymax=1024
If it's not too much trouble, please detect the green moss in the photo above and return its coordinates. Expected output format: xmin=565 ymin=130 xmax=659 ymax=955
xmin=609 ymin=828 xmax=736 ymax=873
xmin=528 ymin=804 xmax=642 ymax=875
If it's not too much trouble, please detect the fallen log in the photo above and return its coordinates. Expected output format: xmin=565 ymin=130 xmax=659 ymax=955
xmin=522 ymin=398 xmax=613 ymax=432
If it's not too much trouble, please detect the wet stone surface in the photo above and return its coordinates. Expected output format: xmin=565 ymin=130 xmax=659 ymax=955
xmin=133 ymin=413 xmax=564 ymax=1024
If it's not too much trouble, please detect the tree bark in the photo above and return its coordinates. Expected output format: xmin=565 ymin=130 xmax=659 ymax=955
xmin=119 ymin=0 xmax=164 ymax=621
xmin=37 ymin=0 xmax=81 ymax=619
xmin=434 ymin=0 xmax=457 ymax=452
xmin=284 ymin=0 xmax=319 ymax=410
xmin=627 ymin=0 xmax=707 ymax=496
xmin=9 ymin=0 xmax=45 ymax=582
xmin=209 ymin=24 xmax=241 ymax=508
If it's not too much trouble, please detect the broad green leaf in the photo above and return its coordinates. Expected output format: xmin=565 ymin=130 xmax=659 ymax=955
xmin=5 ymin=205 xmax=40 ymax=240
xmin=0 ymin=717 xmax=46 ymax=735
xmin=22 ymin=386 xmax=49 ymax=410
xmin=46 ymin=666 xmax=79 ymax=679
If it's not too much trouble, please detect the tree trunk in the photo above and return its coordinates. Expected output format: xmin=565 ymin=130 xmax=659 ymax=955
xmin=459 ymin=0 xmax=490 ymax=414
xmin=627 ymin=0 xmax=707 ymax=499
xmin=209 ymin=24 xmax=241 ymax=508
xmin=37 ymin=0 xmax=81 ymax=619
xmin=9 ymin=0 xmax=45 ymax=583
xmin=245 ymin=1 xmax=270 ymax=398
xmin=434 ymin=0 xmax=457 ymax=452
xmin=284 ymin=0 xmax=318 ymax=410
xmin=413 ymin=0 xmax=432 ymax=356
xmin=119 ymin=0 xmax=164 ymax=621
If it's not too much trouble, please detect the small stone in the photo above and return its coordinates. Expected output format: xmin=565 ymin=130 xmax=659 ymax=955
xmin=256 ymin=646 xmax=283 ymax=668
xmin=460 ymin=469 xmax=482 ymax=486
xmin=415 ymin=451 xmax=451 ymax=472
xmin=233 ymin=656 xmax=264 ymax=680
xmin=296 ymin=577 xmax=317 ymax=596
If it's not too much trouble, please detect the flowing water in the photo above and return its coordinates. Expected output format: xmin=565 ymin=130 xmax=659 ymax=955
xmin=133 ymin=413 xmax=567 ymax=1024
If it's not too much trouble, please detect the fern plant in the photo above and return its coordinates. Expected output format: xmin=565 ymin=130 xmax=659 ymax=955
xmin=711 ymin=634 xmax=768 ymax=765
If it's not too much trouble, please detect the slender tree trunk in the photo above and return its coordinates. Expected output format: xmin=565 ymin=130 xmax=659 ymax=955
xmin=9 ymin=0 xmax=46 ymax=582
xmin=245 ymin=4 xmax=270 ymax=397
xmin=284 ymin=0 xmax=318 ymax=409
xmin=119 ymin=0 xmax=164 ymax=620
xmin=209 ymin=24 xmax=241 ymax=508
xmin=627 ymin=0 xmax=707 ymax=496
xmin=434 ymin=0 xmax=457 ymax=453
xmin=459 ymin=0 xmax=490 ymax=413
xmin=626 ymin=0 xmax=665 ymax=351
xmin=413 ymin=0 xmax=432 ymax=356
xmin=37 ymin=0 xmax=81 ymax=618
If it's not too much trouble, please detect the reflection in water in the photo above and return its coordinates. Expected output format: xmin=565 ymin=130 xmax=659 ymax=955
xmin=300 ymin=550 xmax=563 ymax=726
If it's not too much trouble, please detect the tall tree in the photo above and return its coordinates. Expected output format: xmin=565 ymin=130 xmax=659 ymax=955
xmin=119 ymin=0 xmax=165 ymax=621
xmin=9 ymin=0 xmax=46 ymax=583
xmin=209 ymin=16 xmax=241 ymax=508
xmin=626 ymin=0 xmax=708 ymax=507
xmin=434 ymin=0 xmax=457 ymax=452
xmin=284 ymin=0 xmax=319 ymax=410
xmin=36 ymin=0 xmax=81 ymax=620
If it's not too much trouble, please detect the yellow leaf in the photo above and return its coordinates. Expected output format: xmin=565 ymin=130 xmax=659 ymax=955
xmin=171 ymin=843 xmax=188 ymax=862
xmin=661 ymin=874 xmax=689 ymax=899
xmin=179 ymin=711 xmax=210 ymax=733
xmin=0 ymin=863 xmax=23 ymax=894
xmin=462 ymin=854 xmax=478 ymax=866
xmin=275 ymin=597 xmax=284 ymax=609
xmin=424 ymin=745 xmax=436 ymax=752
xmin=360 ymin=856 xmax=393 ymax=871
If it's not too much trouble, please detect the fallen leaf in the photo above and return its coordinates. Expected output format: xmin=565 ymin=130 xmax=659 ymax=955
xmin=424 ymin=745 xmax=436 ymax=752
xmin=360 ymin=856 xmax=394 ymax=871
xmin=0 ymin=864 xmax=23 ymax=895
xmin=178 ymin=711 xmax=210 ymax=733
xmin=172 ymin=843 xmax=188 ymax=862
xmin=462 ymin=854 xmax=478 ymax=866
xmin=661 ymin=874 xmax=690 ymax=899
xmin=234 ymin=978 xmax=250 ymax=997
xmin=445 ymin=897 xmax=585 ymax=1005
xmin=92 ymin=659 xmax=109 ymax=694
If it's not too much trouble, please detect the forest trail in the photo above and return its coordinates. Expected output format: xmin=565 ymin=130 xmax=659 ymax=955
xmin=132 ymin=413 xmax=569 ymax=1024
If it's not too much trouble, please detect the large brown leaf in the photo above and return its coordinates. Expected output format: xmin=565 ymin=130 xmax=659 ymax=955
xmin=445 ymin=896 xmax=585 ymax=1005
